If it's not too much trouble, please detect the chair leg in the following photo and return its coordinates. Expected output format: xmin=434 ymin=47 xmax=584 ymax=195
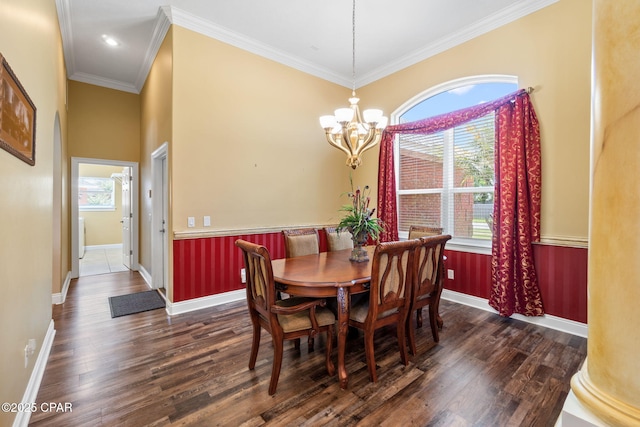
xmin=397 ymin=317 xmax=409 ymax=366
xmin=435 ymin=299 xmax=444 ymax=329
xmin=249 ymin=322 xmax=261 ymax=370
xmin=407 ymin=311 xmax=418 ymax=356
xmin=416 ymin=307 xmax=423 ymax=328
xmin=294 ymin=338 xmax=301 ymax=350
xmin=429 ymin=304 xmax=440 ymax=343
xmin=308 ymin=336 xmax=315 ymax=351
xmin=269 ymin=338 xmax=284 ymax=395
xmin=364 ymin=329 xmax=377 ymax=382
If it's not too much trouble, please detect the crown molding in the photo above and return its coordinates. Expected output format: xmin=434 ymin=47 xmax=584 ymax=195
xmin=357 ymin=0 xmax=560 ymax=87
xmin=133 ymin=6 xmax=173 ymax=93
xmin=160 ymin=1 xmax=557 ymax=90
xmin=55 ymin=0 xmax=76 ymax=77
xmin=59 ymin=0 xmax=559 ymax=93
xmin=69 ymin=72 xmax=139 ymax=94
xmin=162 ymin=5 xmax=352 ymax=87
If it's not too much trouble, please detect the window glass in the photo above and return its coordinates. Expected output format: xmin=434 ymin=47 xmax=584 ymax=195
xmin=78 ymin=177 xmax=115 ymax=211
xmin=396 ymin=79 xmax=517 ymax=245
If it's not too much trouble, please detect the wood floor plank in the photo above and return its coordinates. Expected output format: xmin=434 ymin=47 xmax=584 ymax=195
xmin=30 ymin=271 xmax=586 ymax=426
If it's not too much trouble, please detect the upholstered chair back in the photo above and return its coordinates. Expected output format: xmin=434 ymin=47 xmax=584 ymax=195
xmin=282 ymin=228 xmax=320 ymax=258
xmin=324 ymin=226 xmax=354 ymax=252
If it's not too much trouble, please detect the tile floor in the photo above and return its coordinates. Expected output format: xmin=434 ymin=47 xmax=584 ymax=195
xmin=79 ymin=246 xmax=130 ymax=276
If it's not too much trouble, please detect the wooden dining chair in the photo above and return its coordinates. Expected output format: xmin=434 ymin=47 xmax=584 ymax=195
xmin=324 ymin=226 xmax=354 ymax=252
xmin=235 ymin=239 xmax=335 ymax=395
xmin=408 ymin=224 xmax=444 ymax=240
xmin=348 ymin=239 xmax=418 ymax=382
xmin=407 ymin=234 xmax=451 ymax=355
xmin=282 ymin=228 xmax=320 ymax=258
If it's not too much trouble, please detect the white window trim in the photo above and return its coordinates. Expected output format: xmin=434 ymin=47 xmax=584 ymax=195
xmin=393 ymin=75 xmax=518 ymax=255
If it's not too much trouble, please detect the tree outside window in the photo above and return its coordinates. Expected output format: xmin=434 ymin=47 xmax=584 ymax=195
xmin=78 ymin=177 xmax=115 ymax=211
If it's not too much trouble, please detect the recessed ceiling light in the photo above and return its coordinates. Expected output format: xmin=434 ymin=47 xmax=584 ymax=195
xmin=101 ymin=34 xmax=119 ymax=47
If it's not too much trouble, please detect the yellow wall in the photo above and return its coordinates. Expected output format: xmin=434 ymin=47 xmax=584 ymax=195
xmin=140 ymin=27 xmax=174 ymax=290
xmin=358 ymin=0 xmax=592 ymax=244
xmin=0 ymin=0 xmax=67 ymax=424
xmin=68 ymin=81 xmax=140 ymax=161
xmin=170 ymin=26 xmax=353 ymax=234
xmin=78 ymin=164 xmax=124 ymax=246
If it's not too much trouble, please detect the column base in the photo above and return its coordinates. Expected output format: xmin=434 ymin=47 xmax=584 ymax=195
xmin=567 ymin=360 xmax=640 ymax=426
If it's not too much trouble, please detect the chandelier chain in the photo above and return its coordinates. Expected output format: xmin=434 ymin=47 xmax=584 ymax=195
xmin=319 ymin=0 xmax=386 ymax=169
xmin=352 ymin=0 xmax=356 ymax=94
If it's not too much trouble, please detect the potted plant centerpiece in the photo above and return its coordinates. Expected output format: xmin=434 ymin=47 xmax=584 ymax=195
xmin=337 ymin=182 xmax=384 ymax=262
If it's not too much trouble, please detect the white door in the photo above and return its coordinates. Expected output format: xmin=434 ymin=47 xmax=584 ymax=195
xmin=151 ymin=144 xmax=169 ymax=290
xmin=121 ymin=167 xmax=132 ymax=270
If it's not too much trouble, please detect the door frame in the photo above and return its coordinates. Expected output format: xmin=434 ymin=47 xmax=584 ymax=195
xmin=121 ymin=166 xmax=133 ymax=270
xmin=151 ymin=143 xmax=169 ymax=291
xmin=71 ymin=157 xmax=139 ymax=278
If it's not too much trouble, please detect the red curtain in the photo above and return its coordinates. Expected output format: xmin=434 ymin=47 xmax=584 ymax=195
xmin=489 ymin=94 xmax=543 ymax=317
xmin=377 ymin=89 xmax=544 ymax=317
xmin=377 ymin=131 xmax=398 ymax=242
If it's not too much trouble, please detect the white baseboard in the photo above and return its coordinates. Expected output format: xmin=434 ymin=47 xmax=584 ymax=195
xmin=13 ymin=320 xmax=56 ymax=427
xmin=52 ymin=272 xmax=72 ymax=305
xmin=441 ymin=289 xmax=588 ymax=338
xmin=138 ymin=264 xmax=152 ymax=288
xmin=166 ymin=289 xmax=245 ymax=315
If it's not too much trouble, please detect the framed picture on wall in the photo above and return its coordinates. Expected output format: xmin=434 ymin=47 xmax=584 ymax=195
xmin=0 ymin=53 xmax=36 ymax=166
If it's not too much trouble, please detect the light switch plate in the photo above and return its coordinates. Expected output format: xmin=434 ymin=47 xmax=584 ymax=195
xmin=188 ymin=217 xmax=195 ymax=227
xmin=204 ymin=216 xmax=211 ymax=227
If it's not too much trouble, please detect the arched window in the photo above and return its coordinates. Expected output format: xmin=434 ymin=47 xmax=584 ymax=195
xmin=394 ymin=75 xmax=518 ymax=249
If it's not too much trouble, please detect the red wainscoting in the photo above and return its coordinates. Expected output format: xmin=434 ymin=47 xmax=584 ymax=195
xmin=443 ymin=243 xmax=588 ymax=323
xmin=172 ymin=230 xmax=329 ymax=302
xmin=173 ymin=232 xmax=587 ymax=323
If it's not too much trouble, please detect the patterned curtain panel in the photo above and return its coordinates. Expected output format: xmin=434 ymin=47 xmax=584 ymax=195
xmin=377 ymin=134 xmax=399 ymax=242
xmin=377 ymin=89 xmax=543 ymax=317
xmin=489 ymin=94 xmax=543 ymax=317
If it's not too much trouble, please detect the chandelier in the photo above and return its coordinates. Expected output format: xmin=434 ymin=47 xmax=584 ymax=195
xmin=319 ymin=0 xmax=387 ymax=169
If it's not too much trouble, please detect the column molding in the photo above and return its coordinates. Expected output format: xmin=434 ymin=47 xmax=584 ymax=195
xmin=571 ymin=359 xmax=640 ymax=425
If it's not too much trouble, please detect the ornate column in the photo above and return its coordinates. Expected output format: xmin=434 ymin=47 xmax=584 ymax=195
xmin=568 ymin=0 xmax=640 ymax=425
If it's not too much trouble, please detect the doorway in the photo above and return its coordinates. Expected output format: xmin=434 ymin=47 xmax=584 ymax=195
xmin=151 ymin=143 xmax=168 ymax=292
xmin=71 ymin=157 xmax=139 ymax=279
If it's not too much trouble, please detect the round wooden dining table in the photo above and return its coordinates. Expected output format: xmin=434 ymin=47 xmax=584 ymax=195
xmin=270 ymin=246 xmax=375 ymax=389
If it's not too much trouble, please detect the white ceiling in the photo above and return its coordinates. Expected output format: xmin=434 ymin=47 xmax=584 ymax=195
xmin=56 ymin=0 xmax=557 ymax=94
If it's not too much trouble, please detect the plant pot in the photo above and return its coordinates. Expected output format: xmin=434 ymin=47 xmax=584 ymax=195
xmin=349 ymin=231 xmax=369 ymax=262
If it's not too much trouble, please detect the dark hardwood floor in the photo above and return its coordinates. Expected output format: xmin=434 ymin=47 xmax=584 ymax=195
xmin=30 ymin=271 xmax=586 ymax=426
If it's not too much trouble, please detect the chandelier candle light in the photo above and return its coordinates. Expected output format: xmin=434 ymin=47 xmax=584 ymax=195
xmin=319 ymin=0 xmax=387 ymax=169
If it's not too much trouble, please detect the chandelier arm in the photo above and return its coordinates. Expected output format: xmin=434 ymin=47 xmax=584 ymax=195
xmin=326 ymin=132 xmax=353 ymax=157
xmin=342 ymin=126 xmax=356 ymax=156
xmin=358 ymin=133 xmax=382 ymax=155
xmin=354 ymin=126 xmax=376 ymax=153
